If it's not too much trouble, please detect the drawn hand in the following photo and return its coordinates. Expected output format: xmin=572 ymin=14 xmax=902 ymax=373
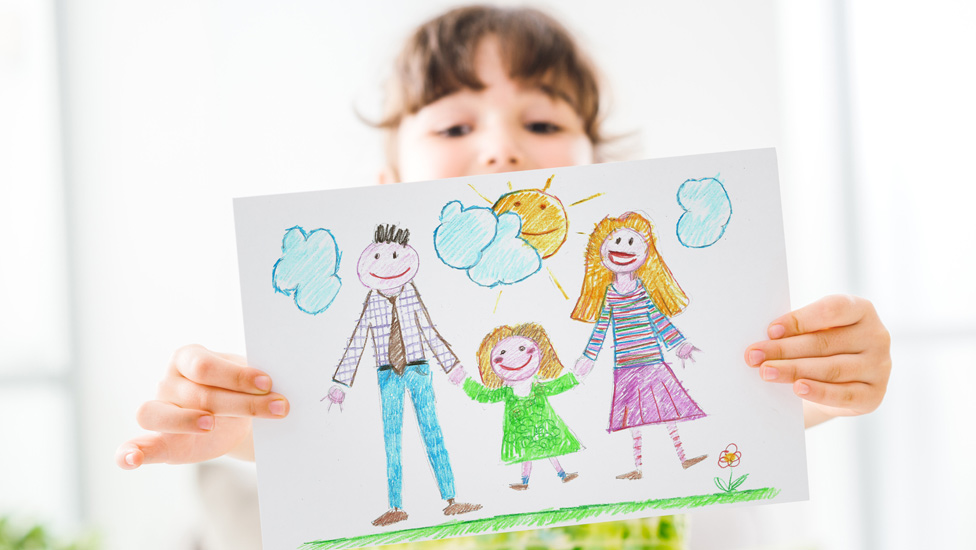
xmin=447 ymin=363 xmax=467 ymax=386
xmin=573 ymin=356 xmax=595 ymax=378
xmin=744 ymin=295 xmax=891 ymax=427
xmin=676 ymin=343 xmax=702 ymax=369
xmin=324 ymin=385 xmax=346 ymax=411
xmin=115 ymin=345 xmax=290 ymax=470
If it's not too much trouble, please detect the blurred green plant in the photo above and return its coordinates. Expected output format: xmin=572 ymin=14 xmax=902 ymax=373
xmin=0 ymin=517 xmax=99 ymax=550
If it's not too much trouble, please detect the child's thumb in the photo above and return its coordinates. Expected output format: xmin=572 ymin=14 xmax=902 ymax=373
xmin=115 ymin=434 xmax=170 ymax=470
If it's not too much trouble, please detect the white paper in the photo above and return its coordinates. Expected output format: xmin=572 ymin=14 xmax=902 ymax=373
xmin=234 ymin=148 xmax=808 ymax=550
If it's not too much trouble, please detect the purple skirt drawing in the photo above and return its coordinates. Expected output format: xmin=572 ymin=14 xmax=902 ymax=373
xmin=608 ymin=362 xmax=705 ymax=432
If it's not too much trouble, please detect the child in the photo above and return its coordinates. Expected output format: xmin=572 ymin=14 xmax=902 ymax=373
xmin=571 ymin=212 xmax=708 ymax=479
xmin=116 ymin=4 xmax=892 ymax=548
xmin=464 ymin=323 xmax=581 ymax=490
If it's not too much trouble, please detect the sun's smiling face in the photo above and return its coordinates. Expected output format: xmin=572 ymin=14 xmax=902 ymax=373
xmin=489 ymin=335 xmax=542 ymax=384
xmin=357 ymin=242 xmax=420 ymax=291
xmin=600 ymin=228 xmax=649 ymax=274
xmin=492 ymin=189 xmax=568 ymax=258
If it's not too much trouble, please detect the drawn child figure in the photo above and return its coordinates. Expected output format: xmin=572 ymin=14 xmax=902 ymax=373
xmin=325 ymin=224 xmax=481 ymax=527
xmin=463 ymin=323 xmax=582 ymax=490
xmin=572 ymin=212 xmax=708 ymax=480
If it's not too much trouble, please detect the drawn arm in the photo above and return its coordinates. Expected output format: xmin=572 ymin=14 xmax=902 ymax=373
xmin=332 ymin=292 xmax=374 ymax=387
xmin=537 ymin=373 xmax=579 ymax=396
xmin=462 ymin=378 xmax=505 ymax=403
xmin=640 ymin=283 xmax=686 ymax=351
xmin=582 ymin=289 xmax=613 ymax=361
xmin=411 ymin=283 xmax=462 ymax=374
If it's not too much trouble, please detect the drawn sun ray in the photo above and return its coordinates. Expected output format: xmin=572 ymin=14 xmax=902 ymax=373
xmin=468 ymin=183 xmax=494 ymax=205
xmin=569 ymin=192 xmax=604 ymax=207
xmin=494 ymin=289 xmax=503 ymax=313
xmin=547 ymin=266 xmax=569 ymax=300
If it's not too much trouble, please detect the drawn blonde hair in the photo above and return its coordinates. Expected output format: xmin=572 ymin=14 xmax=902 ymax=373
xmin=571 ymin=212 xmax=688 ymax=322
xmin=476 ymin=323 xmax=564 ymax=389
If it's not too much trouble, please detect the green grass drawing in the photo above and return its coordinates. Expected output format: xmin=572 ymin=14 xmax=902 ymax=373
xmin=301 ymin=487 xmax=780 ymax=549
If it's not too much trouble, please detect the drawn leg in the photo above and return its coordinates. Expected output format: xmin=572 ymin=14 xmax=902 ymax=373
xmin=550 ymin=457 xmax=578 ymax=484
xmin=374 ymin=370 xmax=408 ymax=527
xmin=616 ymin=428 xmax=643 ymax=480
xmin=667 ymin=421 xmax=707 ymax=469
xmin=510 ymin=462 xmax=531 ymax=491
xmin=405 ymin=364 xmax=482 ymax=516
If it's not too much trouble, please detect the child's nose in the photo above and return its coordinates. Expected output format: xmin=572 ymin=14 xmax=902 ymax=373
xmin=478 ymin=126 xmax=525 ymax=170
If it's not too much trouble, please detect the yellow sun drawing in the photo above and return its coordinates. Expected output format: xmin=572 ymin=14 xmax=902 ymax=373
xmin=468 ymin=175 xmax=603 ymax=306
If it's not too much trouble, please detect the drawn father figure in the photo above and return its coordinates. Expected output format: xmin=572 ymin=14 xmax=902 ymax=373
xmin=325 ymin=224 xmax=481 ymax=527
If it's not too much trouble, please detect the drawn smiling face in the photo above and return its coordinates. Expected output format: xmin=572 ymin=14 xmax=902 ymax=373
xmin=492 ymin=189 xmax=568 ymax=259
xmin=489 ymin=335 xmax=541 ymax=384
xmin=357 ymin=242 xmax=420 ymax=291
xmin=600 ymin=228 xmax=649 ymax=274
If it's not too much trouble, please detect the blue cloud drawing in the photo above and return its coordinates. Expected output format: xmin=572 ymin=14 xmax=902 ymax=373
xmin=272 ymin=226 xmax=342 ymax=314
xmin=434 ymin=201 xmax=541 ymax=287
xmin=676 ymin=175 xmax=733 ymax=248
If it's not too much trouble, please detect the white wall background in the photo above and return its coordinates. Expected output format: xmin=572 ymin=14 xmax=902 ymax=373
xmin=2 ymin=1 xmax=973 ymax=549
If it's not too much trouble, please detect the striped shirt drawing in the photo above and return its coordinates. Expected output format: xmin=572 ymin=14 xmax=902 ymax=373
xmin=583 ymin=279 xmax=686 ymax=367
xmin=333 ymin=282 xmax=460 ymax=386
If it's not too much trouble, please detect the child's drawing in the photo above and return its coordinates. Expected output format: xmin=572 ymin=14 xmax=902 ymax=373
xmin=271 ymin=226 xmax=342 ymax=314
xmin=323 ymin=224 xmax=481 ymax=527
xmin=676 ymin=176 xmax=732 ymax=248
xmin=572 ymin=212 xmax=708 ymax=480
xmin=462 ymin=323 xmax=582 ymax=491
xmin=715 ymin=443 xmax=748 ymax=493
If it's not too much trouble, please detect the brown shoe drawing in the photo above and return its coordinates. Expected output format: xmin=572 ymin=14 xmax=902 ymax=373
xmin=562 ymin=472 xmax=579 ymax=483
xmin=443 ymin=498 xmax=482 ymax=516
xmin=371 ymin=508 xmax=408 ymax=527
xmin=509 ymin=483 xmax=529 ymax=491
xmin=615 ymin=469 xmax=643 ymax=480
xmin=681 ymin=454 xmax=708 ymax=469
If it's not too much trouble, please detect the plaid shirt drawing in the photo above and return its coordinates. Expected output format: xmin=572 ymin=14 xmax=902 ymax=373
xmin=333 ymin=282 xmax=460 ymax=386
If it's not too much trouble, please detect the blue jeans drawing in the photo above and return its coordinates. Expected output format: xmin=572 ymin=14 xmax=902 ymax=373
xmin=378 ymin=362 xmax=455 ymax=509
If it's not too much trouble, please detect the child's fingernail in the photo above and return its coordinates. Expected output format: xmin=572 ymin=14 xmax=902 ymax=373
xmin=125 ymin=452 xmax=137 ymax=466
xmin=269 ymin=400 xmax=287 ymax=416
xmin=762 ymin=366 xmax=779 ymax=381
xmin=769 ymin=324 xmax=786 ymax=339
xmin=795 ymin=382 xmax=810 ymax=395
xmin=198 ymin=415 xmax=214 ymax=431
xmin=255 ymin=376 xmax=271 ymax=392
xmin=748 ymin=350 xmax=765 ymax=366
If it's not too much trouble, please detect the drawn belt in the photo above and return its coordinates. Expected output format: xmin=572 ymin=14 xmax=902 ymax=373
xmin=378 ymin=360 xmax=427 ymax=374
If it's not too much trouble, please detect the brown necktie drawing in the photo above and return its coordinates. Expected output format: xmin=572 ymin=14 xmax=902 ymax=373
xmin=386 ymin=294 xmax=407 ymax=375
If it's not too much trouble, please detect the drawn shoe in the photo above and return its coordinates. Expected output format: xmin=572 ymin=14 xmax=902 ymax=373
xmin=443 ymin=498 xmax=482 ymax=516
xmin=509 ymin=483 xmax=529 ymax=491
xmin=681 ymin=454 xmax=708 ymax=470
xmin=561 ymin=472 xmax=579 ymax=483
xmin=615 ymin=469 xmax=643 ymax=480
xmin=371 ymin=508 xmax=408 ymax=527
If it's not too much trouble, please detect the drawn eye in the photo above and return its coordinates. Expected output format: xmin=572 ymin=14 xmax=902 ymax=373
xmin=629 ymin=237 xmax=634 ymax=245
xmin=513 ymin=201 xmax=521 ymax=207
xmin=615 ymin=237 xmax=621 ymax=244
xmin=519 ymin=345 xmax=525 ymax=351
xmin=500 ymin=349 xmax=506 ymax=355
xmin=539 ymin=204 xmax=546 ymax=210
xmin=393 ymin=251 xmax=398 ymax=259
xmin=374 ymin=253 xmax=380 ymax=259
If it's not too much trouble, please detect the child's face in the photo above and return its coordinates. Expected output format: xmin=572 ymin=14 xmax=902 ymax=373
xmin=489 ymin=335 xmax=542 ymax=384
xmin=356 ymin=241 xmax=420 ymax=291
xmin=387 ymin=35 xmax=594 ymax=183
xmin=600 ymin=228 xmax=648 ymax=274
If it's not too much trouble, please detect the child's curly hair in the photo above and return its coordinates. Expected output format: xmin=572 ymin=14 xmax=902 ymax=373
xmin=476 ymin=322 xmax=565 ymax=389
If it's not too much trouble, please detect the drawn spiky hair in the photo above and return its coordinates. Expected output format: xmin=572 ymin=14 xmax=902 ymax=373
xmin=374 ymin=224 xmax=410 ymax=246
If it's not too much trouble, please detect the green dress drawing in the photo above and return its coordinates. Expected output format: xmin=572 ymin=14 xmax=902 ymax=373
xmin=463 ymin=374 xmax=582 ymax=463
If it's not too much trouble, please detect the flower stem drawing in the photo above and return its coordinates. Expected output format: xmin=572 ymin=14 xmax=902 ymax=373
xmin=714 ymin=443 xmax=748 ymax=493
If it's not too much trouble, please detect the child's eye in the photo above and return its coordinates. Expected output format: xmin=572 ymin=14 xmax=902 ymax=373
xmin=628 ymin=237 xmax=633 ymax=245
xmin=519 ymin=345 xmax=525 ymax=351
xmin=615 ymin=237 xmax=621 ymax=244
xmin=437 ymin=124 xmax=472 ymax=138
xmin=393 ymin=251 xmax=398 ymax=259
xmin=374 ymin=253 xmax=380 ymax=259
xmin=499 ymin=350 xmax=506 ymax=355
xmin=525 ymin=121 xmax=561 ymax=134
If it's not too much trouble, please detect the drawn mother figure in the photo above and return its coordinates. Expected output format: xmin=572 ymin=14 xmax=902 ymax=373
xmin=571 ymin=212 xmax=707 ymax=479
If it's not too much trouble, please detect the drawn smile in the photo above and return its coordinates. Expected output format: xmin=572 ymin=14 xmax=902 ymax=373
xmin=608 ymin=251 xmax=637 ymax=265
xmin=497 ymin=356 xmax=533 ymax=371
xmin=521 ymin=227 xmax=559 ymax=236
xmin=370 ymin=267 xmax=411 ymax=280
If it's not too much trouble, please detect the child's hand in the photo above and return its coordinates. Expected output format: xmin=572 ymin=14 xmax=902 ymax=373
xmin=675 ymin=343 xmax=702 ymax=369
xmin=115 ymin=345 xmax=290 ymax=469
xmin=744 ymin=295 xmax=891 ymax=426
xmin=448 ymin=362 xmax=467 ymax=386
xmin=573 ymin=356 xmax=595 ymax=378
xmin=323 ymin=385 xmax=346 ymax=411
